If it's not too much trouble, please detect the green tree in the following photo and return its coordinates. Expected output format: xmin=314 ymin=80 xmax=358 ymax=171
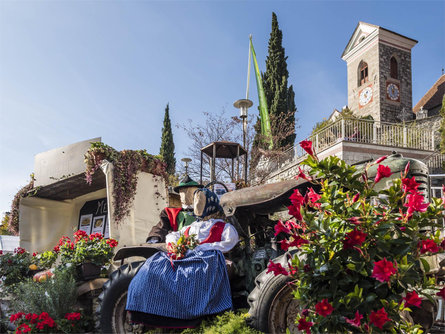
xmin=439 ymin=94 xmax=445 ymax=152
xmin=0 ymin=213 xmax=12 ymax=235
xmin=159 ymin=103 xmax=176 ymax=175
xmin=259 ymin=12 xmax=296 ymax=149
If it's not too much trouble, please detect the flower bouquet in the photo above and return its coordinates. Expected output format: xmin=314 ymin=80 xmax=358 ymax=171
xmin=167 ymin=233 xmax=199 ymax=261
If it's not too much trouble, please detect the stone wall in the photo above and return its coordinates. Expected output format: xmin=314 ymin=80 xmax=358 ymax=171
xmin=379 ymin=43 xmax=413 ymax=123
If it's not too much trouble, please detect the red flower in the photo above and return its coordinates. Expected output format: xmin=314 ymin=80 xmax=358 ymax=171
xmin=279 ymin=239 xmax=290 ymax=251
xmin=300 ymin=140 xmax=314 ymax=157
xmin=90 ymin=232 xmax=103 ymax=241
xmin=303 ymin=264 xmax=311 ymax=273
xmin=307 ymin=188 xmax=321 ymax=208
xmin=315 ymin=299 xmax=334 ymax=317
xmin=436 ymin=287 xmax=445 ymax=300
xmin=14 ymin=247 xmax=26 ymax=254
xmin=371 ymin=258 xmax=397 ymax=282
xmin=348 ymin=217 xmax=362 ymax=225
xmin=374 ymin=165 xmax=392 ymax=184
xmin=106 ymin=239 xmax=118 ymax=248
xmin=369 ymin=307 xmax=390 ymax=329
xmin=440 ymin=238 xmax=445 ymax=250
xmin=343 ymin=229 xmax=367 ymax=249
xmin=274 ymin=220 xmax=291 ymax=236
xmin=38 ymin=312 xmax=49 ymax=320
xmin=10 ymin=312 xmax=24 ymax=322
xmin=404 ymin=191 xmax=429 ymax=215
xmin=352 ymin=193 xmax=360 ymax=203
xmin=290 ymin=189 xmax=305 ymax=206
xmin=74 ymin=230 xmax=88 ymax=242
xmin=296 ymin=166 xmax=312 ymax=182
xmin=288 ymin=203 xmax=303 ymax=221
xmin=266 ymin=260 xmax=289 ymax=276
xmin=401 ymin=176 xmax=419 ymax=194
xmin=16 ymin=324 xmax=31 ymax=333
xmin=297 ymin=317 xmax=314 ymax=334
xmin=403 ymin=161 xmax=410 ymax=176
xmin=419 ymin=239 xmax=440 ymax=254
xmin=345 ymin=310 xmax=363 ymax=328
xmin=0 ymin=250 xmax=2 ymax=255
xmin=375 ymin=156 xmax=387 ymax=164
xmin=289 ymin=235 xmax=309 ymax=248
xmin=65 ymin=312 xmax=81 ymax=321
xmin=403 ymin=291 xmax=422 ymax=308
xmin=53 ymin=245 xmax=60 ymax=253
xmin=32 ymin=252 xmax=38 ymax=257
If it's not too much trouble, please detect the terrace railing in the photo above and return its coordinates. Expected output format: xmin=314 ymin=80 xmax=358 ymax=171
xmin=274 ymin=118 xmax=436 ymax=169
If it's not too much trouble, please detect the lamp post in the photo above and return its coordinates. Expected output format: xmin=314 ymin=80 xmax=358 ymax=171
xmin=181 ymin=157 xmax=192 ymax=176
xmin=234 ymin=98 xmax=253 ymax=181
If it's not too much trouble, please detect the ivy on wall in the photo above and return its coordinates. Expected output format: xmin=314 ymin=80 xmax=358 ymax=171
xmin=84 ymin=142 xmax=167 ymax=223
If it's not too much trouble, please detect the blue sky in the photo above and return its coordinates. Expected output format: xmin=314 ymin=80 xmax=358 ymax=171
xmin=1 ymin=0 xmax=444 ymax=214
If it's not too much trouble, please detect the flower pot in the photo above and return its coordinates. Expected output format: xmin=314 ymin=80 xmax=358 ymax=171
xmin=77 ymin=263 xmax=101 ymax=281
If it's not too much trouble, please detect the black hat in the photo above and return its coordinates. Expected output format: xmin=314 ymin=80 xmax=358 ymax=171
xmin=173 ymin=175 xmax=203 ymax=193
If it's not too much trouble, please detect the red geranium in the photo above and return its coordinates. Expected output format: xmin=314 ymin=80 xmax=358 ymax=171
xmin=74 ymin=230 xmax=88 ymax=242
xmin=315 ymin=299 xmax=334 ymax=317
xmin=369 ymin=307 xmax=390 ymax=329
xmin=266 ymin=260 xmax=289 ymax=276
xmin=371 ymin=258 xmax=397 ymax=282
xmin=374 ymin=165 xmax=392 ymax=184
xmin=403 ymin=290 xmax=422 ymax=308
xmin=343 ymin=229 xmax=367 ymax=249
xmin=345 ymin=310 xmax=363 ymax=328
xmin=65 ymin=312 xmax=81 ymax=321
xmin=419 ymin=239 xmax=439 ymax=254
xmin=106 ymin=239 xmax=118 ymax=248
xmin=297 ymin=317 xmax=314 ymax=334
xmin=16 ymin=323 xmax=31 ymax=334
xmin=300 ymin=140 xmax=314 ymax=157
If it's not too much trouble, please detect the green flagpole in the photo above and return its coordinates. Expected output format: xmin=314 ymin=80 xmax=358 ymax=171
xmin=250 ymin=37 xmax=273 ymax=149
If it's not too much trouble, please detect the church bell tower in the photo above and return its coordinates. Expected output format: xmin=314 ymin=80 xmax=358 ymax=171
xmin=342 ymin=22 xmax=417 ymax=123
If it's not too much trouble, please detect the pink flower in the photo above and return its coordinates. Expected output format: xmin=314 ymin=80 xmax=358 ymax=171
xmin=371 ymin=258 xmax=397 ymax=282
xmin=307 ymin=188 xmax=321 ymax=208
xmin=436 ymin=287 xmax=445 ymax=300
xmin=401 ymin=176 xmax=419 ymax=194
xmin=403 ymin=161 xmax=410 ymax=176
xmin=404 ymin=191 xmax=429 ymax=215
xmin=369 ymin=307 xmax=390 ymax=329
xmin=315 ymin=299 xmax=334 ymax=317
xmin=348 ymin=217 xmax=362 ymax=225
xmin=403 ymin=291 xmax=422 ymax=308
xmin=266 ymin=260 xmax=289 ymax=276
xmin=343 ymin=229 xmax=367 ymax=249
xmin=274 ymin=220 xmax=291 ymax=236
xmin=345 ymin=311 xmax=363 ymax=328
xmin=279 ymin=239 xmax=290 ymax=251
xmin=419 ymin=239 xmax=440 ymax=254
xmin=297 ymin=317 xmax=314 ymax=334
xmin=300 ymin=140 xmax=314 ymax=157
xmin=375 ymin=156 xmax=387 ymax=164
xmin=374 ymin=165 xmax=392 ymax=184
xmin=290 ymin=189 xmax=305 ymax=206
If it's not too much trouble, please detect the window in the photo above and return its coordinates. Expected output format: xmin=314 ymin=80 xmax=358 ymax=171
xmin=390 ymin=57 xmax=398 ymax=79
xmin=359 ymin=61 xmax=368 ymax=86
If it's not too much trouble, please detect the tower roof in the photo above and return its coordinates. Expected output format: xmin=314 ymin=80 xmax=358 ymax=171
xmin=342 ymin=22 xmax=417 ymax=61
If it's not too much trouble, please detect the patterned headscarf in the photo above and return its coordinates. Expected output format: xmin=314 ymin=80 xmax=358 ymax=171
xmin=193 ymin=188 xmax=222 ymax=218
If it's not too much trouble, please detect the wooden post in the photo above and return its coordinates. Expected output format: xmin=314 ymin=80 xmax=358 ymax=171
xmin=211 ymin=144 xmax=216 ymax=183
xmin=200 ymin=151 xmax=203 ymax=185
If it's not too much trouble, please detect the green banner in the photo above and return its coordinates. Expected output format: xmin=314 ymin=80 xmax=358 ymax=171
xmin=250 ymin=38 xmax=273 ymax=149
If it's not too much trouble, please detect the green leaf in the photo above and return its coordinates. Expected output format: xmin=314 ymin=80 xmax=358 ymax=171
xmin=420 ymin=258 xmax=430 ymax=273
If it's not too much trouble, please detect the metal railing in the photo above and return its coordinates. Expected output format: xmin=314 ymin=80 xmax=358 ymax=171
xmin=275 ymin=118 xmax=436 ymax=169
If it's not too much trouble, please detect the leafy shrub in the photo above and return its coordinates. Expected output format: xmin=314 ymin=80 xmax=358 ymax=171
xmin=182 ymin=311 xmax=261 ymax=334
xmin=0 ymin=247 xmax=32 ymax=289
xmin=268 ymin=141 xmax=445 ymax=333
xmin=9 ymin=267 xmax=78 ymax=320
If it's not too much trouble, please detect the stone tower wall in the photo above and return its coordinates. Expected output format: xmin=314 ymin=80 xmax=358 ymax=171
xmin=379 ymin=43 xmax=413 ymax=123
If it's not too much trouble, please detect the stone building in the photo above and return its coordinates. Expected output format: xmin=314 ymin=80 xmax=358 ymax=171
xmin=262 ymin=22 xmax=444 ymax=186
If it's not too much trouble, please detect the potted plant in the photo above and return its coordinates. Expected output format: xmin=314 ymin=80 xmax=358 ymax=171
xmin=56 ymin=231 xmax=118 ymax=280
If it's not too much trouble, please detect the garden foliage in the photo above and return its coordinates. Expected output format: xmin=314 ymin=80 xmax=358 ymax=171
xmin=268 ymin=141 xmax=445 ymax=333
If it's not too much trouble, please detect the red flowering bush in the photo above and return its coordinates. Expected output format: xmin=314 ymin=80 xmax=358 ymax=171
xmin=58 ymin=231 xmax=118 ymax=266
xmin=0 ymin=247 xmax=32 ymax=288
xmin=268 ymin=142 xmax=445 ymax=333
xmin=10 ymin=311 xmax=91 ymax=333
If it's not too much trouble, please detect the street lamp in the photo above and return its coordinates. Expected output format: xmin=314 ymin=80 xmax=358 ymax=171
xmin=233 ymin=98 xmax=253 ymax=181
xmin=181 ymin=157 xmax=192 ymax=176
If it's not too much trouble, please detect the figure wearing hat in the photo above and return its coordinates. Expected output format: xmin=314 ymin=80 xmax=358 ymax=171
xmin=146 ymin=175 xmax=203 ymax=243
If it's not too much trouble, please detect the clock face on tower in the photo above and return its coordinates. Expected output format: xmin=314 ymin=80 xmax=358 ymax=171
xmin=386 ymin=82 xmax=400 ymax=101
xmin=359 ymin=85 xmax=373 ymax=107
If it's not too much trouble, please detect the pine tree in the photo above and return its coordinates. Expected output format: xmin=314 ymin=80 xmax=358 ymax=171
xmin=160 ymin=103 xmax=176 ymax=174
xmin=252 ymin=12 xmax=297 ymax=151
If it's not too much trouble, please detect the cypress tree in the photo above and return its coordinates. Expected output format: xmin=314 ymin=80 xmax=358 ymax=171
xmin=439 ymin=94 xmax=445 ymax=152
xmin=160 ymin=103 xmax=176 ymax=174
xmin=252 ymin=12 xmax=297 ymax=151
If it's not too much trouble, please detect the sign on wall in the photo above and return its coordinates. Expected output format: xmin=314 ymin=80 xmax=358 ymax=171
xmin=78 ymin=198 xmax=109 ymax=238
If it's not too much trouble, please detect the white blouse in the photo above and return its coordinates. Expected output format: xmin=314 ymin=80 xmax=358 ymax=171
xmin=165 ymin=219 xmax=239 ymax=253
